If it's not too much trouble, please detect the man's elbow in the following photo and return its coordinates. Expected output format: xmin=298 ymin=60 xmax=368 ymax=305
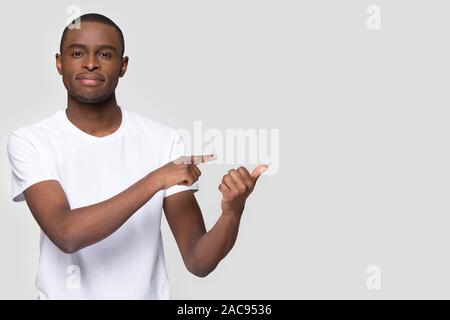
xmin=57 ymin=238 xmax=79 ymax=254
xmin=187 ymin=261 xmax=217 ymax=278
xmin=190 ymin=269 xmax=210 ymax=278
xmin=59 ymin=242 xmax=78 ymax=254
xmin=57 ymin=227 xmax=81 ymax=254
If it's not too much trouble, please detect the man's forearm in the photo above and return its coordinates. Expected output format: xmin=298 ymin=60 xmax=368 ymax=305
xmin=61 ymin=171 xmax=162 ymax=253
xmin=189 ymin=212 xmax=242 ymax=277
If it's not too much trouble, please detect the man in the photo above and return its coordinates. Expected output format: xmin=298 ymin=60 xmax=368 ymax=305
xmin=6 ymin=13 xmax=268 ymax=299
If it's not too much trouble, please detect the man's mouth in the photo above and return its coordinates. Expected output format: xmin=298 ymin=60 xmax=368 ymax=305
xmin=77 ymin=78 xmax=104 ymax=86
xmin=76 ymin=73 xmax=105 ymax=87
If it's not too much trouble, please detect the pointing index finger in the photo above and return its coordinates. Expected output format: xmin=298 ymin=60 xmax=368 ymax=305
xmin=190 ymin=154 xmax=217 ymax=164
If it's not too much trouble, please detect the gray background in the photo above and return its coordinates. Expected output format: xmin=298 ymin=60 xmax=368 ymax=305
xmin=1 ymin=0 xmax=449 ymax=299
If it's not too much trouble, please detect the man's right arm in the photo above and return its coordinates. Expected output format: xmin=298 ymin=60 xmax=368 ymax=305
xmin=23 ymin=155 xmax=215 ymax=254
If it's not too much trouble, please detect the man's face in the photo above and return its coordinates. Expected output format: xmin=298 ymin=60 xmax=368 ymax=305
xmin=56 ymin=22 xmax=128 ymax=104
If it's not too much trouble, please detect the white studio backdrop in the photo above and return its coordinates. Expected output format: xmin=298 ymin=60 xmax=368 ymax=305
xmin=0 ymin=0 xmax=449 ymax=299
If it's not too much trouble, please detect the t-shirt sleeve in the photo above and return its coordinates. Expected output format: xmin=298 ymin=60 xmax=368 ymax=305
xmin=164 ymin=131 xmax=199 ymax=198
xmin=6 ymin=132 xmax=60 ymax=202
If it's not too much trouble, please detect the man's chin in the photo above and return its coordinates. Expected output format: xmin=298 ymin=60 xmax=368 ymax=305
xmin=77 ymin=97 xmax=107 ymax=104
xmin=70 ymin=91 xmax=112 ymax=104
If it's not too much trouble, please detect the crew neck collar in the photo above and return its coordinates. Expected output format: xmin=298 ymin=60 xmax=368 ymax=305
xmin=61 ymin=105 xmax=127 ymax=142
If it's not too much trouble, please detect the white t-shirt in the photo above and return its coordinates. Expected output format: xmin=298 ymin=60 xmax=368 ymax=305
xmin=6 ymin=106 xmax=198 ymax=299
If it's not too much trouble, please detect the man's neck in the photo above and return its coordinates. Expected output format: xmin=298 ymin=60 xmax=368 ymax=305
xmin=66 ymin=93 xmax=122 ymax=137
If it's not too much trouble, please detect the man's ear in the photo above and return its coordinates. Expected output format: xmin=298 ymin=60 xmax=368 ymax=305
xmin=55 ymin=53 xmax=63 ymax=75
xmin=119 ymin=56 xmax=129 ymax=77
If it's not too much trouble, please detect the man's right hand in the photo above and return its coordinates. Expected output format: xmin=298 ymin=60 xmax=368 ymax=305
xmin=153 ymin=154 xmax=217 ymax=190
xmin=21 ymin=153 xmax=216 ymax=254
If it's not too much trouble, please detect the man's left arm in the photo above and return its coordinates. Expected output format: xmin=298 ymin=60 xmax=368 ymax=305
xmin=163 ymin=165 xmax=268 ymax=277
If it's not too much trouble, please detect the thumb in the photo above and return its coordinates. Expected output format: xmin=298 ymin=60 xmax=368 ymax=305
xmin=251 ymin=164 xmax=269 ymax=183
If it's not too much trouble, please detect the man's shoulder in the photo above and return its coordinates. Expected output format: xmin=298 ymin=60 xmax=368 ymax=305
xmin=7 ymin=110 xmax=63 ymax=158
xmin=9 ymin=110 xmax=63 ymax=142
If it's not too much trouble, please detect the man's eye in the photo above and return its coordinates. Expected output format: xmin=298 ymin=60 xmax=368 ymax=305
xmin=99 ymin=52 xmax=111 ymax=58
xmin=72 ymin=51 xmax=83 ymax=57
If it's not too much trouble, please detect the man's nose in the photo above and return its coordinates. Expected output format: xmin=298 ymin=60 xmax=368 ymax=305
xmin=83 ymin=53 xmax=100 ymax=71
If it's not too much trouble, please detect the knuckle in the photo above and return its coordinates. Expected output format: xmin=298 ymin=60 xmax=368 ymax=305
xmin=179 ymin=156 xmax=187 ymax=163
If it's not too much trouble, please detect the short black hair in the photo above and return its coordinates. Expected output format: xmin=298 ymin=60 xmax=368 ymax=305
xmin=60 ymin=13 xmax=125 ymax=57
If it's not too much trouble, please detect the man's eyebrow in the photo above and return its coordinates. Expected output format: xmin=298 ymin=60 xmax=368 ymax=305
xmin=66 ymin=43 xmax=118 ymax=52
xmin=97 ymin=44 xmax=118 ymax=52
